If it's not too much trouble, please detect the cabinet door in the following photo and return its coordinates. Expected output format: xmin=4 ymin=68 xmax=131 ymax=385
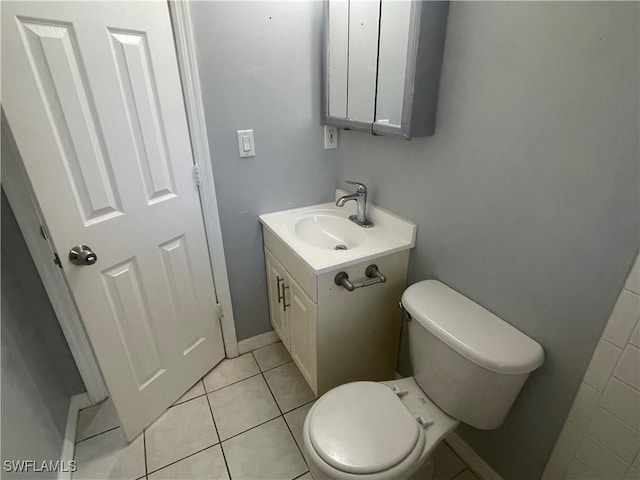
xmin=265 ymin=249 xmax=290 ymax=350
xmin=286 ymin=272 xmax=317 ymax=394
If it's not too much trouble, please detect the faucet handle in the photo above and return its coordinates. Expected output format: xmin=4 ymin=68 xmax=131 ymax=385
xmin=345 ymin=180 xmax=367 ymax=193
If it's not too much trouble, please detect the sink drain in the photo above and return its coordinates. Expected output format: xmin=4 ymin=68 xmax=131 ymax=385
xmin=335 ymin=244 xmax=348 ymax=250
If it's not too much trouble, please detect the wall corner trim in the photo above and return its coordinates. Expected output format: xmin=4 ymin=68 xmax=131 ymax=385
xmin=445 ymin=431 xmax=504 ymax=480
xmin=58 ymin=393 xmax=92 ymax=480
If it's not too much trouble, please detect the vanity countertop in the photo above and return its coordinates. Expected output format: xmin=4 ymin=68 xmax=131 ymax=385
xmin=259 ymin=190 xmax=417 ymax=274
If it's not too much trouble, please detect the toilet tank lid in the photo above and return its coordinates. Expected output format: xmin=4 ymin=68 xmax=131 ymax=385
xmin=402 ymin=280 xmax=544 ymax=375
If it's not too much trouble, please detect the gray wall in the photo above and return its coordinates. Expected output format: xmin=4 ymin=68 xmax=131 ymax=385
xmin=1 ymin=190 xmax=85 ymax=478
xmin=190 ymin=1 xmax=338 ymax=340
xmin=337 ymin=2 xmax=639 ymax=479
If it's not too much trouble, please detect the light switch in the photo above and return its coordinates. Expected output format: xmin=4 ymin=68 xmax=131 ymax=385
xmin=242 ymin=136 xmax=251 ymax=152
xmin=237 ymin=129 xmax=255 ymax=158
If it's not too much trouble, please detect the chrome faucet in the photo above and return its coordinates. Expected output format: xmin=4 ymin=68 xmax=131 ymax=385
xmin=336 ymin=180 xmax=374 ymax=228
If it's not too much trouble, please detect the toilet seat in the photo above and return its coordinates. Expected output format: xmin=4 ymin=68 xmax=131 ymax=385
xmin=308 ymin=382 xmax=423 ymax=474
xmin=302 ymin=377 xmax=458 ymax=480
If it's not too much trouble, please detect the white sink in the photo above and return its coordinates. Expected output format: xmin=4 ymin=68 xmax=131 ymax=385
xmin=259 ymin=190 xmax=417 ymax=273
xmin=291 ymin=210 xmax=366 ymax=250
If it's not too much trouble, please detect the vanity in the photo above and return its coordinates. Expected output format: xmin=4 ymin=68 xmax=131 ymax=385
xmin=259 ymin=190 xmax=416 ymax=395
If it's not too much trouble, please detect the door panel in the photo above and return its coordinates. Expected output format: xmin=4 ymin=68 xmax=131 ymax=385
xmin=18 ymin=18 xmax=124 ymax=223
xmin=109 ymin=29 xmax=177 ymax=204
xmin=2 ymin=1 xmax=225 ymax=440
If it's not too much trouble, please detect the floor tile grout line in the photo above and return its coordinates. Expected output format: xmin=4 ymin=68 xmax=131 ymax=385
xmin=171 ymin=379 xmax=206 ymax=406
xmin=260 ymin=365 xmax=317 ymax=415
xmin=213 ymin=413 xmax=310 ymax=480
xmin=260 ymin=367 xmax=311 ymax=472
xmin=292 ymin=471 xmax=311 ymax=480
xmin=194 ymin=355 xmax=287 ymax=442
xmin=74 ymin=425 xmax=120 ymax=445
xmin=260 ymin=358 xmax=294 ymax=374
xmin=217 ymin=413 xmax=282 ymax=444
xmin=204 ymin=373 xmax=283 ymax=440
xmin=146 ymin=394 xmax=225 ymax=476
xmin=147 ymin=350 xmax=305 ymax=479
xmin=202 ymin=370 xmax=263 ymax=397
xmin=282 ymin=407 xmax=311 ymax=470
xmin=146 ymin=443 xmax=221 ymax=477
xmin=261 ymin=370 xmax=285 ymax=416
xmin=171 ymin=390 xmax=209 ymax=408
xmin=256 ymin=359 xmax=295 ymax=373
xmin=251 ymin=347 xmax=294 ymax=374
xmin=283 ymin=398 xmax=316 ymax=416
xmin=282 ymin=399 xmax=317 ymax=471
xmin=204 ymin=389 xmax=233 ymax=480
xmin=185 ymin=350 xmax=292 ymax=405
xmin=214 ymin=364 xmax=310 ymax=480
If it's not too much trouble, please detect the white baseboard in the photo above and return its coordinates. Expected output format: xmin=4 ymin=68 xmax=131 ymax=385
xmin=445 ymin=431 xmax=503 ymax=480
xmin=237 ymin=330 xmax=280 ymax=354
xmin=58 ymin=393 xmax=92 ymax=480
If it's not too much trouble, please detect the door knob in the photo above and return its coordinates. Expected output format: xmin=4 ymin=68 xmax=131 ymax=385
xmin=69 ymin=245 xmax=98 ymax=266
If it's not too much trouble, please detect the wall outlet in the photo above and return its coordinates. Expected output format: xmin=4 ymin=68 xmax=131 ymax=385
xmin=324 ymin=125 xmax=338 ymax=149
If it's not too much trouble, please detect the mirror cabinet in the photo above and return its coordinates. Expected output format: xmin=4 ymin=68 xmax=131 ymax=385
xmin=324 ymin=0 xmax=449 ymax=138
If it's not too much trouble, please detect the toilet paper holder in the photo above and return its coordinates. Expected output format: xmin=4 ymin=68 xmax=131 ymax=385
xmin=334 ymin=264 xmax=387 ymax=292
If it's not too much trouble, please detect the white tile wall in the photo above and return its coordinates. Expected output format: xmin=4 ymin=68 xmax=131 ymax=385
xmin=574 ymin=434 xmax=629 ymax=479
xmin=584 ymin=341 xmax=623 ymax=392
xmin=602 ymin=290 xmax=640 ymax=348
xmin=564 ymin=458 xmax=599 ymax=480
xmin=568 ymin=383 xmax=601 ymax=429
xmin=543 ymin=254 xmax=640 ymax=480
xmin=587 ymin=408 xmax=639 ymax=462
xmin=615 ymin=345 xmax=640 ymax=390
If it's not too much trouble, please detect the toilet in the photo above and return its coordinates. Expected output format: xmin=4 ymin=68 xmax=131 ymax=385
xmin=303 ymin=280 xmax=544 ymax=480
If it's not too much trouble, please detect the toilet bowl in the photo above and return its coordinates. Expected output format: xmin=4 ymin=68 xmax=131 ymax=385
xmin=303 ymin=280 xmax=544 ymax=480
xmin=303 ymin=378 xmax=457 ymax=480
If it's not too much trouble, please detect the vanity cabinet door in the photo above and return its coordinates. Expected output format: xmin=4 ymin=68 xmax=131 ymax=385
xmin=265 ymin=249 xmax=290 ymax=350
xmin=286 ymin=272 xmax=318 ymax=394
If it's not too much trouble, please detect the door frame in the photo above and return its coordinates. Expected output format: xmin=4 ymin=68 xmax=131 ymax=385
xmin=168 ymin=0 xmax=239 ymax=359
xmin=1 ymin=0 xmax=238 ymax=404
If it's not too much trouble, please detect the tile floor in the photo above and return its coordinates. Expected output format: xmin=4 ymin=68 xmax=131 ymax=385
xmin=73 ymin=342 xmax=479 ymax=480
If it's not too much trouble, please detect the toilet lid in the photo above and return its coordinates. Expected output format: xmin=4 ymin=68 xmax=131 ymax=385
xmin=308 ymin=382 xmax=421 ymax=475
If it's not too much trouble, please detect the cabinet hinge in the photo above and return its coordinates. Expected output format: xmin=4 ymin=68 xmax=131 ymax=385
xmin=193 ymin=164 xmax=202 ymax=187
xmin=216 ymin=303 xmax=224 ymax=320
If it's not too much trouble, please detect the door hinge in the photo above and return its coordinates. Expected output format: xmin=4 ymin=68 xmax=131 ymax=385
xmin=216 ymin=303 xmax=224 ymax=320
xmin=193 ymin=164 xmax=202 ymax=187
xmin=40 ymin=225 xmax=49 ymax=240
xmin=53 ymin=252 xmax=63 ymax=269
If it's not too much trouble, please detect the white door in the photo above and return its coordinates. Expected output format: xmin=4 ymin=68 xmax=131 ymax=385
xmin=2 ymin=1 xmax=225 ymax=440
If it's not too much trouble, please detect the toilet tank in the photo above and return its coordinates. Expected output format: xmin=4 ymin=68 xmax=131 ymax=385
xmin=402 ymin=280 xmax=544 ymax=430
